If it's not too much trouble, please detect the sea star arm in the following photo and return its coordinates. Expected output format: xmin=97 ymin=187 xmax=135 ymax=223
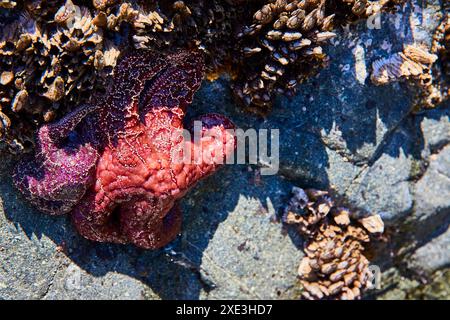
xmin=140 ymin=50 xmax=205 ymax=113
xmin=175 ymin=113 xmax=236 ymax=190
xmin=73 ymin=50 xmax=236 ymax=248
xmin=101 ymin=50 xmax=169 ymax=138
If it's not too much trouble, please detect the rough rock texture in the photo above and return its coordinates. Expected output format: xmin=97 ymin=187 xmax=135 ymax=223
xmin=13 ymin=49 xmax=237 ymax=250
xmin=0 ymin=0 xmax=449 ymax=299
xmin=284 ymin=187 xmax=384 ymax=300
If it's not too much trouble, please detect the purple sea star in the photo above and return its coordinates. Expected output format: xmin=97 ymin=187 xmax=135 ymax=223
xmin=13 ymin=49 xmax=236 ymax=249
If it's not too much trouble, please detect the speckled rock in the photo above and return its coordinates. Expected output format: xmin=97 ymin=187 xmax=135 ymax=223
xmin=0 ymin=0 xmax=449 ymax=299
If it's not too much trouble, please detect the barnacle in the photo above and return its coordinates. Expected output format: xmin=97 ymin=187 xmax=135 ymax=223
xmin=0 ymin=0 xmax=16 ymax=9
xmin=439 ymin=17 xmax=450 ymax=79
xmin=231 ymin=0 xmax=406 ymax=112
xmin=284 ymin=187 xmax=384 ymax=300
xmin=371 ymin=44 xmax=437 ymax=86
xmin=431 ymin=15 xmax=449 ymax=101
xmin=233 ymin=0 xmax=335 ymax=111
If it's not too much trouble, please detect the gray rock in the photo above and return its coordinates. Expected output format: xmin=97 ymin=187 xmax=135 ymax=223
xmin=413 ymin=107 xmax=450 ymax=227
xmin=420 ymin=109 xmax=450 ymax=152
xmin=43 ymin=262 xmax=150 ymax=300
xmin=181 ymin=169 xmax=302 ymax=299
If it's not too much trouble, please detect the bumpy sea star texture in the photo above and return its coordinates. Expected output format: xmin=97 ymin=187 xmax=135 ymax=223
xmin=0 ymin=0 xmax=410 ymax=152
xmin=13 ymin=49 xmax=236 ymax=249
xmin=232 ymin=0 xmax=406 ymax=112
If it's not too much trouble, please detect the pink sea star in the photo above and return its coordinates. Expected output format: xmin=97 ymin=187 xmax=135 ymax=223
xmin=13 ymin=49 xmax=236 ymax=249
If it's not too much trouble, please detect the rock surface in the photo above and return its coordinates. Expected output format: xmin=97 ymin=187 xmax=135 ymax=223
xmin=0 ymin=0 xmax=449 ymax=299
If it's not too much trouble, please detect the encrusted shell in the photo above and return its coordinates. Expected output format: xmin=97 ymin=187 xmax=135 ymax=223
xmin=284 ymin=187 xmax=381 ymax=300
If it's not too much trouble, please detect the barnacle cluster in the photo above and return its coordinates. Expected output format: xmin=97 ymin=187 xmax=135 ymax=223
xmin=127 ymin=0 xmax=252 ymax=77
xmin=371 ymin=45 xmax=438 ymax=86
xmin=283 ymin=187 xmax=384 ymax=300
xmin=432 ymin=14 xmax=449 ymax=96
xmin=440 ymin=18 xmax=450 ymax=80
xmin=0 ymin=0 xmax=409 ymax=152
xmin=371 ymin=44 xmax=447 ymax=109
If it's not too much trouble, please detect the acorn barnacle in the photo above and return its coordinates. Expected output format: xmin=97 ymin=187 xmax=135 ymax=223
xmin=231 ymin=0 xmax=406 ymax=112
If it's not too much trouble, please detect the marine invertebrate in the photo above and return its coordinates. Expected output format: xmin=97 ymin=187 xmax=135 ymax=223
xmin=231 ymin=0 xmax=406 ymax=112
xmin=12 ymin=103 xmax=101 ymax=214
xmin=0 ymin=0 xmax=122 ymax=152
xmin=371 ymin=44 xmax=447 ymax=108
xmin=437 ymin=16 xmax=450 ymax=79
xmin=0 ymin=0 xmax=16 ymax=9
xmin=432 ymin=15 xmax=449 ymax=100
xmin=13 ymin=49 xmax=236 ymax=249
xmin=371 ymin=44 xmax=437 ymax=86
xmin=284 ymin=187 xmax=384 ymax=300
xmin=233 ymin=0 xmax=337 ymax=110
